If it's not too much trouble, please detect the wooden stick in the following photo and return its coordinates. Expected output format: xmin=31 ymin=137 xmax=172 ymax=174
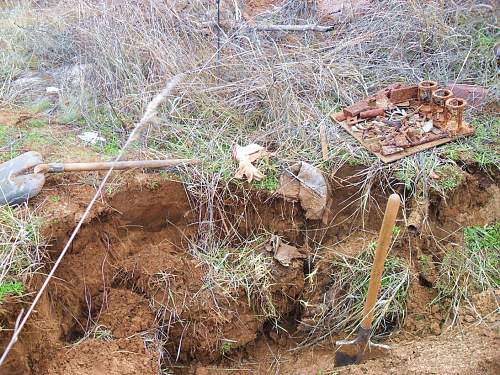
xmin=201 ymin=20 xmax=334 ymax=32
xmin=254 ymin=24 xmax=334 ymax=32
xmin=319 ymin=123 xmax=329 ymax=161
xmin=360 ymin=193 xmax=401 ymax=330
xmin=34 ymin=159 xmax=200 ymax=174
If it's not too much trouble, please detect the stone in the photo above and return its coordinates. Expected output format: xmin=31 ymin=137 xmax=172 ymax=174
xmin=464 ymin=314 xmax=475 ymax=323
xmin=430 ymin=321 xmax=441 ymax=335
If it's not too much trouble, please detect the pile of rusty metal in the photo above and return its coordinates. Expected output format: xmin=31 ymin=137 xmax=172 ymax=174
xmin=332 ymin=80 xmax=474 ymax=162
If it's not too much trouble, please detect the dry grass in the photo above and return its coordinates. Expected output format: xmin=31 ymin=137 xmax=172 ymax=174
xmin=434 ymin=222 xmax=500 ymax=324
xmin=299 ymin=235 xmax=410 ymax=347
xmin=0 ymin=203 xmax=44 ymax=303
xmin=1 ymin=1 xmax=497 ymax=182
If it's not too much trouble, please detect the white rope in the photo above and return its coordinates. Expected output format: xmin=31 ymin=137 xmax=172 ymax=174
xmin=0 ymin=74 xmax=185 ymax=366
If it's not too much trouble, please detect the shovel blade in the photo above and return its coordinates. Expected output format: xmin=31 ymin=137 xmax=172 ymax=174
xmin=335 ymin=337 xmax=390 ymax=367
xmin=0 ymin=152 xmax=45 ymax=206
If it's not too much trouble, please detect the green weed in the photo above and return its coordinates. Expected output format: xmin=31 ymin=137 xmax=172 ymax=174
xmin=219 ymin=340 xmax=236 ymax=355
xmin=0 ymin=281 xmax=24 ymax=302
xmin=26 ymin=118 xmax=47 ymax=128
xmin=102 ymin=138 xmax=121 ymax=156
xmin=252 ymin=159 xmax=279 ymax=192
xmin=50 ymin=195 xmax=61 ymax=203
xmin=28 ymin=99 xmax=52 ymax=114
xmin=301 ymin=245 xmax=410 ymax=345
xmin=434 ymin=223 xmax=500 ymax=322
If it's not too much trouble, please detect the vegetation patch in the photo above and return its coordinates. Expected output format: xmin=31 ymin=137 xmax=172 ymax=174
xmin=301 ymin=239 xmax=410 ymax=345
xmin=434 ymin=223 xmax=500 ymax=323
xmin=0 ymin=204 xmax=45 ymax=303
xmin=0 ymin=280 xmax=24 ymax=302
xmin=193 ymin=235 xmax=277 ymax=318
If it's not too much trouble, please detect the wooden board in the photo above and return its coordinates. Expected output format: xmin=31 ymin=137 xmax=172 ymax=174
xmin=330 ymin=112 xmax=474 ymax=163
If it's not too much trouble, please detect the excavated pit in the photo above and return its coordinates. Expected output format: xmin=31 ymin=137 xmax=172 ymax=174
xmin=0 ymin=167 xmax=499 ymax=375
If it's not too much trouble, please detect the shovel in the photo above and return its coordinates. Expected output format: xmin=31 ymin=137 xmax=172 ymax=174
xmin=335 ymin=193 xmax=401 ymax=367
xmin=0 ymin=151 xmax=200 ymax=205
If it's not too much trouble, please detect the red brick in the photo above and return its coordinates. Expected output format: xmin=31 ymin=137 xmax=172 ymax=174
xmin=360 ymin=108 xmax=385 ymax=119
xmin=390 ymin=85 xmax=418 ymax=103
xmin=343 ymin=100 xmax=370 ymax=118
xmin=334 ymin=112 xmax=346 ymax=122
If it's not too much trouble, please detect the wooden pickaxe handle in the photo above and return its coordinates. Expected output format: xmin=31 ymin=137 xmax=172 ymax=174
xmin=360 ymin=193 xmax=401 ymax=330
xmin=33 ymin=159 xmax=200 ymax=174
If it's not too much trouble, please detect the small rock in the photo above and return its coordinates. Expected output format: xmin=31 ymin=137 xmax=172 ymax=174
xmin=195 ymin=367 xmax=209 ymax=375
xmin=464 ymin=314 xmax=475 ymax=323
xmin=430 ymin=322 xmax=441 ymax=335
xmin=46 ymin=86 xmax=60 ymax=95
xmin=430 ymin=304 xmax=440 ymax=314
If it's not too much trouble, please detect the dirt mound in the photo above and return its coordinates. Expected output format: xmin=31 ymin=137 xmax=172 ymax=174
xmin=42 ymin=337 xmax=158 ymax=375
xmin=337 ymin=326 xmax=500 ymax=375
xmin=93 ymin=288 xmax=156 ymax=338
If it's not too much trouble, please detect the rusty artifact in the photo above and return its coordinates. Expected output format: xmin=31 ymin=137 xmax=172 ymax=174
xmin=445 ymin=97 xmax=467 ymax=135
xmin=331 ymin=79 xmax=475 ymax=163
xmin=418 ymin=80 xmax=438 ymax=114
xmin=431 ymin=88 xmax=453 ymax=126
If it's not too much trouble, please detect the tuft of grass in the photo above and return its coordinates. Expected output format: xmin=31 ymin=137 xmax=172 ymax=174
xmin=441 ymin=116 xmax=499 ymax=169
xmin=434 ymin=223 xmax=500 ymax=323
xmin=26 ymin=118 xmax=47 ymax=128
xmin=58 ymin=103 xmax=82 ymax=124
xmin=73 ymin=324 xmax=113 ymax=344
xmin=300 ymin=243 xmax=410 ymax=345
xmin=392 ymin=152 xmax=465 ymax=199
xmin=28 ymin=99 xmax=52 ymax=114
xmin=0 ymin=204 xmax=45 ymax=300
xmin=331 ymin=252 xmax=410 ymax=335
xmin=193 ymin=234 xmax=277 ymax=318
xmin=0 ymin=280 xmax=24 ymax=302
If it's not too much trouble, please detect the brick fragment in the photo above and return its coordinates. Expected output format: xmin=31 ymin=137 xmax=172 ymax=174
xmin=343 ymin=100 xmax=370 ymax=118
xmin=390 ymin=85 xmax=418 ymax=103
xmin=334 ymin=112 xmax=346 ymax=122
xmin=360 ymin=108 xmax=385 ymax=119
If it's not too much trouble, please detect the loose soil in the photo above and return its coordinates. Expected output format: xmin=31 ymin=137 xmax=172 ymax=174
xmin=0 ymin=144 xmax=499 ymax=374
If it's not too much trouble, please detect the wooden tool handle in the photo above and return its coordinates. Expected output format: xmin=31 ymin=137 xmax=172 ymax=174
xmin=360 ymin=193 xmax=401 ymax=330
xmin=34 ymin=159 xmax=200 ymax=174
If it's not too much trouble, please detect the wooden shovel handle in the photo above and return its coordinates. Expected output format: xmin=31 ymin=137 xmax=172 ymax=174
xmin=34 ymin=159 xmax=200 ymax=174
xmin=360 ymin=193 xmax=401 ymax=330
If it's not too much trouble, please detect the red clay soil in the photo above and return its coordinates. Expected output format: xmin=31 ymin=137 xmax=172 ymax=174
xmin=189 ymin=325 xmax=499 ymax=375
xmin=0 ymin=174 xmax=308 ymax=374
xmin=0 ymin=162 xmax=498 ymax=374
